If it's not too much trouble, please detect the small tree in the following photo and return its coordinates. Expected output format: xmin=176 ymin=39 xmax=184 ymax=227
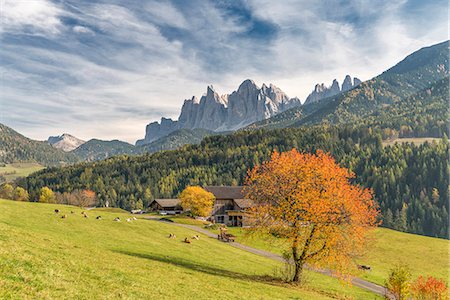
xmin=0 ymin=183 xmax=14 ymax=199
xmin=13 ymin=187 xmax=29 ymax=201
xmin=244 ymin=149 xmax=379 ymax=283
xmin=179 ymin=186 xmax=215 ymax=217
xmin=39 ymin=186 xmax=56 ymax=203
xmin=410 ymin=276 xmax=448 ymax=300
xmin=79 ymin=190 xmax=97 ymax=208
xmin=386 ymin=264 xmax=411 ymax=300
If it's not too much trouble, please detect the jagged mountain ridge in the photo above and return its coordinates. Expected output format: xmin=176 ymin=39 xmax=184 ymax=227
xmin=48 ymin=134 xmax=85 ymax=152
xmin=304 ymin=75 xmax=361 ymax=105
xmin=136 ymin=80 xmax=302 ymax=145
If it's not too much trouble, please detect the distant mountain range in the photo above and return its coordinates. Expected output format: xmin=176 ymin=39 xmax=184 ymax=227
xmin=2 ymin=40 xmax=448 ymax=166
xmin=136 ymin=80 xmax=302 ymax=145
xmin=136 ymin=76 xmax=361 ymax=145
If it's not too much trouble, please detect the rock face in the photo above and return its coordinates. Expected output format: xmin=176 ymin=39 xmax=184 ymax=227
xmin=137 ymin=80 xmax=301 ymax=145
xmin=304 ymin=75 xmax=361 ymax=105
xmin=48 ymin=134 xmax=85 ymax=152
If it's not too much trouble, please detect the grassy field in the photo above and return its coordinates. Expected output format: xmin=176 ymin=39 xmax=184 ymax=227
xmin=0 ymin=199 xmax=381 ymax=299
xmin=0 ymin=163 xmax=44 ymax=182
xmin=382 ymin=137 xmax=441 ymax=147
xmin=205 ymin=226 xmax=449 ymax=287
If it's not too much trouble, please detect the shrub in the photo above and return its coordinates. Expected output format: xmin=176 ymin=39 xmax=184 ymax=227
xmin=410 ymin=276 xmax=449 ymax=300
xmin=386 ymin=264 xmax=411 ymax=300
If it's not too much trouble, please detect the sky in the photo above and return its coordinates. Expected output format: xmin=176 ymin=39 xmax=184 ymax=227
xmin=0 ymin=0 xmax=447 ymax=144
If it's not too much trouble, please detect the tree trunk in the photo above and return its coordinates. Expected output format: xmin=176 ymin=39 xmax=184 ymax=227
xmin=291 ymin=226 xmax=316 ymax=283
xmin=292 ymin=258 xmax=304 ymax=282
xmin=291 ymin=235 xmax=304 ymax=283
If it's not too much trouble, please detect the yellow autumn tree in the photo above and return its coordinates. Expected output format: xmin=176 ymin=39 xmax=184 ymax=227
xmin=39 ymin=186 xmax=56 ymax=203
xmin=179 ymin=186 xmax=215 ymax=217
xmin=243 ymin=149 xmax=379 ymax=283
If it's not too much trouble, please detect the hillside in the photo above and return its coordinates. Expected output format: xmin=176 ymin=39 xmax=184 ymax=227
xmin=137 ymin=128 xmax=215 ymax=153
xmin=0 ymin=199 xmax=380 ymax=299
xmin=72 ymin=139 xmax=136 ymax=161
xmin=212 ymin=226 xmax=449 ymax=287
xmin=0 ymin=124 xmax=79 ymax=166
xmin=250 ymin=40 xmax=448 ymax=130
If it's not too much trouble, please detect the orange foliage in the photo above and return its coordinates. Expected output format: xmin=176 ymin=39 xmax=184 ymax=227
xmin=243 ymin=149 xmax=380 ymax=282
xmin=410 ymin=276 xmax=449 ymax=300
xmin=79 ymin=189 xmax=97 ymax=208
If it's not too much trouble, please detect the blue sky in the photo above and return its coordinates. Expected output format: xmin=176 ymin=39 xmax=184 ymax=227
xmin=0 ymin=0 xmax=447 ymax=143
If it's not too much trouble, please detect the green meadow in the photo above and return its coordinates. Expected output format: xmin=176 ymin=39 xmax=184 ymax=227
xmin=0 ymin=199 xmax=382 ymax=299
xmin=208 ymin=226 xmax=449 ymax=287
xmin=0 ymin=163 xmax=44 ymax=182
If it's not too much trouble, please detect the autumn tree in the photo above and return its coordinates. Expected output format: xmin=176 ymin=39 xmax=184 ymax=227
xmin=13 ymin=187 xmax=29 ymax=201
xmin=79 ymin=190 xmax=97 ymax=208
xmin=0 ymin=183 xmax=14 ymax=199
xmin=410 ymin=276 xmax=449 ymax=300
xmin=386 ymin=264 xmax=411 ymax=300
xmin=39 ymin=186 xmax=56 ymax=203
xmin=243 ymin=149 xmax=379 ymax=283
xmin=179 ymin=186 xmax=215 ymax=217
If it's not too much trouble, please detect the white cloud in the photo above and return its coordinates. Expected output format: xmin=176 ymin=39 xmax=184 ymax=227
xmin=0 ymin=0 xmax=64 ymax=35
xmin=72 ymin=25 xmax=94 ymax=35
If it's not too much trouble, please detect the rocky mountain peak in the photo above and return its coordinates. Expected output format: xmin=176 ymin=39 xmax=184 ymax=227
xmin=137 ymin=79 xmax=301 ymax=145
xmin=342 ymin=75 xmax=353 ymax=92
xmin=305 ymin=75 xmax=361 ymax=105
xmin=238 ymin=79 xmax=258 ymax=93
xmin=48 ymin=133 xmax=85 ymax=152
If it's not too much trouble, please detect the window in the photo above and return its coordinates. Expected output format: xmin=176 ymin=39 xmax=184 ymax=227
xmin=217 ymin=216 xmax=224 ymax=223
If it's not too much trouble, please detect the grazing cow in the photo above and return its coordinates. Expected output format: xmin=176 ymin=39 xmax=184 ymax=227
xmin=54 ymin=209 xmax=60 ymax=213
xmin=169 ymin=233 xmax=176 ymax=239
xmin=184 ymin=238 xmax=191 ymax=244
xmin=126 ymin=218 xmax=132 ymax=222
xmin=132 ymin=217 xmax=137 ymax=220
xmin=114 ymin=217 xmax=121 ymax=222
xmin=70 ymin=211 xmax=75 ymax=214
xmin=358 ymin=265 xmax=371 ymax=271
xmin=192 ymin=235 xmax=199 ymax=240
xmin=96 ymin=216 xmax=102 ymax=220
xmin=61 ymin=214 xmax=67 ymax=219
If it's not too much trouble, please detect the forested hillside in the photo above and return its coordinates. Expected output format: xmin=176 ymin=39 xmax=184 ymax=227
xmin=20 ymin=78 xmax=449 ymax=238
xmin=0 ymin=124 xmax=79 ymax=166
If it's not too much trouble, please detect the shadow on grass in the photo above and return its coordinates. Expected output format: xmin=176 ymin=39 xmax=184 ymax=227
xmin=115 ymin=249 xmax=284 ymax=285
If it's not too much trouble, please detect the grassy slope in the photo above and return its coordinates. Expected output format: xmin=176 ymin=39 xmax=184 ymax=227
xmin=208 ymin=227 xmax=449 ymax=287
xmin=0 ymin=200 xmax=380 ymax=300
xmin=0 ymin=163 xmax=44 ymax=182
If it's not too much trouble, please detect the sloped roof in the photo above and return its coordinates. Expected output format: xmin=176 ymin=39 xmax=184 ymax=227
xmin=234 ymin=199 xmax=255 ymax=209
xmin=153 ymin=199 xmax=181 ymax=208
xmin=204 ymin=186 xmax=244 ymax=199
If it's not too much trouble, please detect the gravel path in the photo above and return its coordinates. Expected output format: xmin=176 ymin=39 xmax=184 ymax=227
xmin=147 ymin=218 xmax=392 ymax=298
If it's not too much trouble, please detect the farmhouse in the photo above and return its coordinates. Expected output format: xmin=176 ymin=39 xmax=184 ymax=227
xmin=149 ymin=199 xmax=182 ymax=214
xmin=205 ymin=186 xmax=254 ymax=227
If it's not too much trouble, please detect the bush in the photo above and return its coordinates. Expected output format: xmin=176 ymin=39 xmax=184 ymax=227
xmin=410 ymin=276 xmax=449 ymax=300
xmin=386 ymin=264 xmax=411 ymax=300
